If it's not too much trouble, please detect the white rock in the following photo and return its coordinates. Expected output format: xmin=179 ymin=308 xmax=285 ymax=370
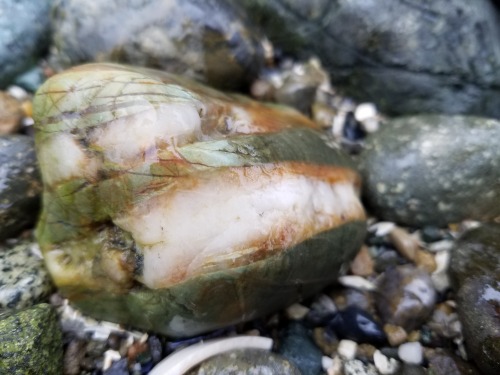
xmin=344 ymin=359 xmax=378 ymax=375
xmin=427 ymin=239 xmax=454 ymax=252
xmin=6 ymin=85 xmax=28 ymax=101
xmin=431 ymin=250 xmax=451 ymax=292
xmin=311 ymin=294 xmax=338 ymax=314
xmin=398 ymin=341 xmax=423 ymax=365
xmin=324 ymin=355 xmax=343 ymax=375
xmin=373 ymin=350 xmax=400 ymax=374
xmin=285 ymin=303 xmax=310 ymax=320
xmin=338 ymin=275 xmax=376 ymax=291
xmin=337 ymin=339 xmax=358 ymax=360
xmin=368 ymin=221 xmax=396 ymax=237
xmin=355 ymin=103 xmax=379 ymax=133
xmin=103 ymin=350 xmax=121 ymax=371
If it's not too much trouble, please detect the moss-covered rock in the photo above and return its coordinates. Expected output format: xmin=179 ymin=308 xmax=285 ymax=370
xmin=0 ymin=303 xmax=63 ymax=374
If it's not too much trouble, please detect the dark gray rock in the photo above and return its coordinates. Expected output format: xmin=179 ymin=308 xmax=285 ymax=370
xmin=450 ymin=224 xmax=500 ymax=375
xmin=360 ymin=115 xmax=500 ymax=227
xmin=0 ymin=242 xmax=53 ymax=311
xmin=187 ymin=349 xmax=302 ymax=375
xmin=375 ymin=265 xmax=436 ymax=331
xmin=0 ymin=135 xmax=42 ymax=240
xmin=0 ymin=0 xmax=52 ymax=88
xmin=233 ymin=0 xmax=500 ymax=118
xmin=278 ymin=322 xmax=323 ymax=375
xmin=0 ymin=303 xmax=63 ymax=374
xmin=50 ymin=0 xmax=265 ymax=91
xmin=426 ymin=348 xmax=481 ymax=375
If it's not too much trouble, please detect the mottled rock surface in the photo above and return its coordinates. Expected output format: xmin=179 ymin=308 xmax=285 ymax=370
xmin=187 ymin=349 xmax=301 ymax=375
xmin=234 ymin=0 xmax=500 ymax=118
xmin=0 ymin=135 xmax=42 ymax=240
xmin=50 ymin=0 xmax=265 ymax=90
xmin=450 ymin=224 xmax=500 ymax=375
xmin=33 ymin=63 xmax=366 ymax=337
xmin=360 ymin=115 xmax=500 ymax=227
xmin=0 ymin=303 xmax=63 ymax=374
xmin=0 ymin=242 xmax=53 ymax=311
xmin=0 ymin=0 xmax=52 ymax=88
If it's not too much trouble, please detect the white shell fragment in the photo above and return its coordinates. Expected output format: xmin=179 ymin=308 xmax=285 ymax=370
xmin=149 ymin=336 xmax=273 ymax=375
xmin=337 ymin=339 xmax=358 ymax=360
xmin=368 ymin=222 xmax=396 ymax=237
xmin=338 ymin=275 xmax=376 ymax=291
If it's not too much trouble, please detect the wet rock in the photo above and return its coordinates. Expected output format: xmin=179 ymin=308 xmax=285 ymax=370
xmin=343 ymin=359 xmax=378 ymax=375
xmin=329 ymin=306 xmax=387 ymax=346
xmin=0 ymin=242 xmax=53 ymax=311
xmin=50 ymin=0 xmax=265 ymax=91
xmin=0 ymin=303 xmax=63 ymax=374
xmin=450 ymin=224 xmax=500 ymax=375
xmin=33 ymin=63 xmax=366 ymax=337
xmin=14 ymin=66 xmax=47 ymax=93
xmin=0 ymin=92 xmax=23 ymax=135
xmin=187 ymin=349 xmax=301 ymax=375
xmin=360 ymin=115 xmax=500 ymax=227
xmin=0 ymin=0 xmax=52 ymax=88
xmin=234 ymin=0 xmax=500 ymax=119
xmin=0 ymin=135 xmax=42 ymax=241
xmin=426 ymin=348 xmax=481 ymax=375
xmin=278 ymin=322 xmax=323 ymax=375
xmin=375 ymin=265 xmax=436 ymax=331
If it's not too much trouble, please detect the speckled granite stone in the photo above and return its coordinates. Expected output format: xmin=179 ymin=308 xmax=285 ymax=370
xmin=0 ymin=242 xmax=53 ymax=311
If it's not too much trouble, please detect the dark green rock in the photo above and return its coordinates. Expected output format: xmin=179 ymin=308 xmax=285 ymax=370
xmin=0 ymin=135 xmax=42 ymax=241
xmin=359 ymin=115 xmax=500 ymax=227
xmin=233 ymin=0 xmax=500 ymax=118
xmin=449 ymin=224 xmax=500 ymax=375
xmin=0 ymin=0 xmax=52 ymax=88
xmin=187 ymin=349 xmax=302 ymax=375
xmin=0 ymin=242 xmax=53 ymax=311
xmin=277 ymin=322 xmax=323 ymax=375
xmin=0 ymin=303 xmax=63 ymax=374
xmin=50 ymin=0 xmax=265 ymax=90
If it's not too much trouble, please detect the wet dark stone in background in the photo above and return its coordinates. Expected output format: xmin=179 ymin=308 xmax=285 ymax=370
xmin=233 ymin=0 xmax=500 ymax=119
xmin=0 ymin=0 xmax=52 ymax=88
xmin=0 ymin=135 xmax=42 ymax=241
xmin=50 ymin=0 xmax=265 ymax=91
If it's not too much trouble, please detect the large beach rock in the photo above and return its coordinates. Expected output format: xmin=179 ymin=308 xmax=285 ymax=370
xmin=33 ymin=63 xmax=366 ymax=337
xmin=233 ymin=0 xmax=500 ymax=118
xmin=50 ymin=0 xmax=265 ymax=90
xmin=360 ymin=115 xmax=500 ymax=227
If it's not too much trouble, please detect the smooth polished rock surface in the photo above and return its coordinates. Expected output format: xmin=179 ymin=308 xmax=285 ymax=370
xmin=0 ymin=135 xmax=42 ymax=241
xmin=233 ymin=0 xmax=500 ymax=118
xmin=360 ymin=115 xmax=500 ymax=227
xmin=0 ymin=0 xmax=52 ymax=88
xmin=33 ymin=63 xmax=366 ymax=337
xmin=50 ymin=0 xmax=265 ymax=90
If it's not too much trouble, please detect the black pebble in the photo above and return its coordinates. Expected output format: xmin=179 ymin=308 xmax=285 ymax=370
xmin=328 ymin=306 xmax=387 ymax=346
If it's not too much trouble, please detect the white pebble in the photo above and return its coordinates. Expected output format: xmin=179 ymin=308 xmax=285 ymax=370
xmin=368 ymin=222 xmax=396 ymax=237
xmin=354 ymin=103 xmax=379 ymax=133
xmin=431 ymin=250 xmax=451 ymax=292
xmin=285 ymin=303 xmax=310 ymax=320
xmin=311 ymin=294 xmax=338 ymax=314
xmin=428 ymin=239 xmax=454 ymax=252
xmin=398 ymin=341 xmax=423 ymax=365
xmin=103 ymin=350 xmax=121 ymax=371
xmin=323 ymin=355 xmax=343 ymax=375
xmin=338 ymin=275 xmax=376 ymax=291
xmin=373 ymin=350 xmax=400 ymax=375
xmin=337 ymin=339 xmax=358 ymax=360
xmin=6 ymin=85 xmax=28 ymax=100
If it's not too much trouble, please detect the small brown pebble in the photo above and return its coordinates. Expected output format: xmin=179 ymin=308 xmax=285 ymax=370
xmin=350 ymin=245 xmax=375 ymax=276
xmin=407 ymin=330 xmax=421 ymax=342
xmin=285 ymin=303 xmax=310 ymax=320
xmin=0 ymin=91 xmax=23 ymax=134
xmin=313 ymin=327 xmax=339 ymax=356
xmin=414 ymin=249 xmax=437 ymax=273
xmin=21 ymin=100 xmax=33 ymax=118
xmin=127 ymin=340 xmax=148 ymax=363
xmin=312 ymin=102 xmax=336 ymax=128
xmin=356 ymin=343 xmax=377 ymax=361
xmin=384 ymin=324 xmax=408 ymax=346
xmin=64 ymin=338 xmax=87 ymax=375
xmin=389 ymin=226 xmax=419 ymax=261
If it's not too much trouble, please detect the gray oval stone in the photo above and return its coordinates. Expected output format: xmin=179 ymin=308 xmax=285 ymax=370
xmin=0 ymin=135 xmax=42 ymax=240
xmin=187 ymin=349 xmax=302 ymax=375
xmin=359 ymin=115 xmax=500 ymax=227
